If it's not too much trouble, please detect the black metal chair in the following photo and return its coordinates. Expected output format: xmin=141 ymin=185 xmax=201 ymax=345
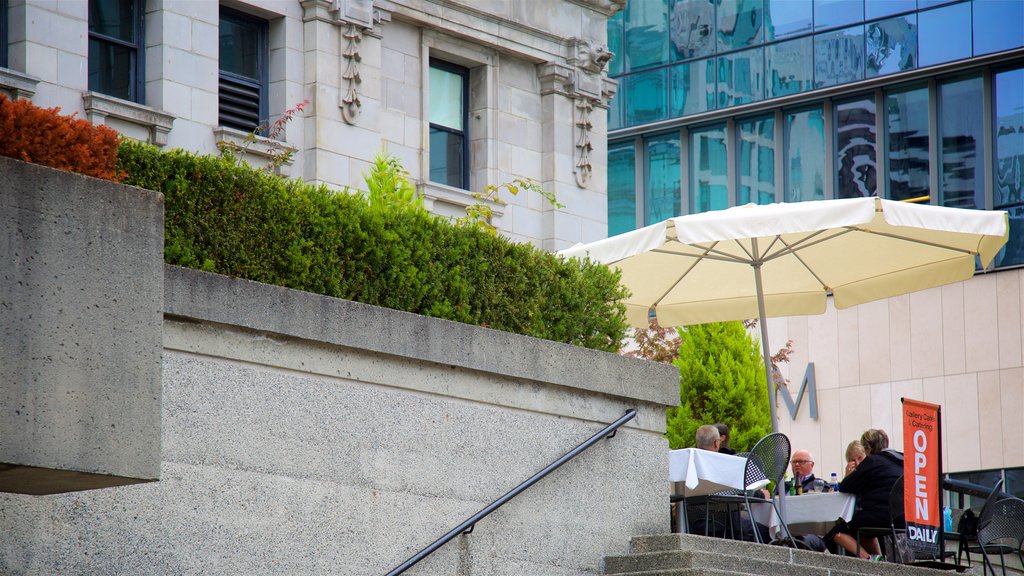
xmin=855 ymin=474 xmax=905 ymax=559
xmin=958 ymin=478 xmax=1006 ymax=567
xmin=688 ymin=432 xmax=793 ymax=544
xmin=975 ymin=496 xmax=1024 ymax=576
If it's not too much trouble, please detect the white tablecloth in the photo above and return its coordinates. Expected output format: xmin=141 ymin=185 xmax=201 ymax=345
xmin=668 ymin=448 xmax=769 ymax=497
xmin=749 ymin=491 xmax=857 ymax=538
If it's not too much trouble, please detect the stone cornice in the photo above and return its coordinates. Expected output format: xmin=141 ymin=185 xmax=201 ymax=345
xmin=567 ymin=0 xmax=627 ymax=17
xmin=380 ymin=0 xmax=572 ymax=62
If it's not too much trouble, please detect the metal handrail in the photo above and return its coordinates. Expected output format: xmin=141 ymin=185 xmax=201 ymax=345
xmin=384 ymin=408 xmax=638 ymax=576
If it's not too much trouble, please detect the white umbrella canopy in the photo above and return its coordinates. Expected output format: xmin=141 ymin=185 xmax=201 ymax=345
xmin=560 ymin=196 xmax=1008 ymax=428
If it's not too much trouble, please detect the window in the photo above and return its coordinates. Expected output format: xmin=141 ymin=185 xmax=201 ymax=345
xmin=1 ymin=0 xmax=8 ymax=69
xmin=866 ymin=14 xmax=917 ymax=78
xmin=938 ymin=75 xmax=984 ymax=209
xmin=219 ymin=7 xmax=268 ymax=133
xmin=428 ymin=60 xmax=469 ymax=189
xmin=994 ymin=67 xmax=1024 ymax=267
xmin=918 ymin=2 xmax=971 ymax=68
xmin=689 ymin=124 xmax=727 ymax=213
xmin=717 ymin=47 xmax=763 ymax=107
xmin=608 ymin=141 xmax=637 ymax=236
xmin=670 ymin=59 xmax=714 ymax=118
xmin=625 ymin=0 xmax=668 ymax=70
xmin=646 ymin=132 xmax=682 ymax=223
xmin=626 ymin=68 xmax=668 ymax=127
xmin=885 ymin=85 xmax=930 ymax=202
xmin=835 ymin=97 xmax=877 ymax=199
xmin=737 ymin=115 xmax=776 ymax=205
xmin=785 ymin=107 xmax=825 ymax=202
xmin=88 ymin=0 xmax=144 ymax=102
xmin=766 ymin=37 xmax=812 ymax=98
xmin=814 ymin=24 xmax=864 ymax=89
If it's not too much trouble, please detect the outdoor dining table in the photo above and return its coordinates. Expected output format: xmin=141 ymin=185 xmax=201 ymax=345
xmin=668 ymin=448 xmax=769 ymax=533
xmin=748 ymin=490 xmax=857 ymax=539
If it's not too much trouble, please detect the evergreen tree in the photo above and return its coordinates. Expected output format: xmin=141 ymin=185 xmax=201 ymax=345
xmin=665 ymin=321 xmax=771 ymax=451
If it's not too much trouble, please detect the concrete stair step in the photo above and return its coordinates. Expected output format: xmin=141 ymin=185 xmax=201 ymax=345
xmin=601 ymin=568 xmax=762 ymax=576
xmin=604 ymin=548 xmax=829 ymax=576
xmin=604 ymin=533 xmax=982 ymax=576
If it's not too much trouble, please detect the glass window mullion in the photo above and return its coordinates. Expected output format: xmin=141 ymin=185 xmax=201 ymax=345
xmin=679 ymin=127 xmax=689 ymax=216
xmin=927 ymin=77 xmax=939 ymax=205
xmin=981 ymin=68 xmax=994 ymax=211
xmin=875 ymin=88 xmax=887 ymax=197
xmin=635 ymin=135 xmax=645 ymax=227
xmin=823 ymin=99 xmax=834 ymax=199
xmin=725 ymin=118 xmax=736 ymax=207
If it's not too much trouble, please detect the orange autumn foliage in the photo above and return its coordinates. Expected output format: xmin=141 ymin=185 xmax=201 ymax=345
xmin=0 ymin=94 xmax=123 ymax=181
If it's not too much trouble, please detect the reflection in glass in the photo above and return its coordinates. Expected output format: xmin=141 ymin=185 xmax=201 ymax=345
xmin=1006 ymin=468 xmax=1024 ymax=501
xmin=670 ymin=59 xmax=716 ymax=117
xmin=765 ymin=0 xmax=812 ymax=40
xmin=608 ymin=88 xmax=623 ymax=131
xmin=767 ymin=37 xmax=813 ymax=98
xmin=670 ymin=0 xmax=716 ymax=60
xmin=88 ymin=39 xmax=132 ymax=100
xmin=429 ymin=66 xmax=464 ymax=131
xmin=814 ymin=25 xmax=864 ymax=89
xmin=865 ymin=0 xmax=916 ymax=20
xmin=690 ymin=124 xmax=729 ymax=213
xmin=785 ymin=107 xmax=825 ymax=202
xmin=886 ymin=86 xmax=930 ymax=202
xmin=429 ymin=128 xmax=464 ymax=187
xmin=939 ymin=76 xmax=984 ymax=210
xmin=608 ymin=140 xmax=637 ymax=236
xmin=625 ymin=68 xmax=668 ymax=127
xmin=646 ymin=133 xmax=682 ymax=224
xmin=813 ymin=0 xmax=863 ymax=31
xmin=717 ymin=0 xmax=763 ymax=51
xmin=918 ymin=2 xmax=971 ymax=67
xmin=973 ymin=0 xmax=1024 ymax=57
xmin=737 ymin=115 xmax=776 ymax=205
xmin=90 ymin=0 xmax=134 ymax=41
xmin=835 ymin=98 xmax=876 ymax=198
xmin=994 ymin=68 xmax=1024 ymax=267
xmin=626 ymin=0 xmax=669 ymax=70
xmin=220 ymin=18 xmax=261 ymax=79
xmin=866 ymin=15 xmax=917 ymax=78
xmin=607 ymin=9 xmax=624 ymax=75
xmin=718 ymin=47 xmax=763 ymax=107
xmin=918 ymin=0 xmax=960 ymax=8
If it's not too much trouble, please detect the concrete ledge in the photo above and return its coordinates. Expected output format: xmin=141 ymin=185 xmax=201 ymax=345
xmin=163 ymin=265 xmax=679 ymax=408
xmin=0 ymin=157 xmax=164 ymax=492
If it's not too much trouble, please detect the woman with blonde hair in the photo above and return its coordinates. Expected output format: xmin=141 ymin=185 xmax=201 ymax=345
xmin=845 ymin=440 xmax=866 ymax=476
xmin=827 ymin=429 xmax=903 ymax=559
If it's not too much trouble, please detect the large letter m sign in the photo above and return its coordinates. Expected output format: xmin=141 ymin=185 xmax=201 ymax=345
xmin=777 ymin=363 xmax=817 ymax=420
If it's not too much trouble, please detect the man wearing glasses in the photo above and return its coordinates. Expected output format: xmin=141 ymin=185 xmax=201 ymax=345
xmin=787 ymin=449 xmax=817 ymax=494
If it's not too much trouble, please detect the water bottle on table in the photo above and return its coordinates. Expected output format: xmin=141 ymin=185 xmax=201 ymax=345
xmin=830 ymin=472 xmax=839 ymax=493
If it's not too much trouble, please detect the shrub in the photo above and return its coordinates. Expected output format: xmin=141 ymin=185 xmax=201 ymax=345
xmin=117 ymin=140 xmax=629 ymax=351
xmin=0 ymin=94 xmax=122 ymax=181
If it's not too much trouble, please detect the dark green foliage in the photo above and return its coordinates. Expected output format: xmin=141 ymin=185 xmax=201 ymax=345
xmin=665 ymin=321 xmax=772 ymax=451
xmin=117 ymin=140 xmax=629 ymax=351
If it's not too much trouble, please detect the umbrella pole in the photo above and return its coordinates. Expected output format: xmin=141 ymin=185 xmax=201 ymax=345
xmin=752 ymin=260 xmax=779 ymax=434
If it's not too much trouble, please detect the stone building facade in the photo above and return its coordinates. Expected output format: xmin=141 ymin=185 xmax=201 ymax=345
xmin=0 ymin=0 xmax=623 ymax=249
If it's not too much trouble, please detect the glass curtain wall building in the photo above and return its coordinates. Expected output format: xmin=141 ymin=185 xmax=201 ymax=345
xmin=608 ymin=0 xmax=1024 ymax=266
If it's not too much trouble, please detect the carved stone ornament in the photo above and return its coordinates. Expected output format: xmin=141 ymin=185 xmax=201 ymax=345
xmin=574 ymin=97 xmax=594 ymax=188
xmin=570 ymin=38 xmax=614 ymax=75
xmin=340 ymin=24 xmax=363 ymax=124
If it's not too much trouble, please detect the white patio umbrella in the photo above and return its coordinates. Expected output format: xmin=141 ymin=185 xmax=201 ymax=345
xmin=559 ymin=197 xmax=1008 ymax=429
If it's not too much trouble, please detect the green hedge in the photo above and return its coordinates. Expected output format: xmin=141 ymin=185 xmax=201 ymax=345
xmin=117 ymin=140 xmax=629 ymax=351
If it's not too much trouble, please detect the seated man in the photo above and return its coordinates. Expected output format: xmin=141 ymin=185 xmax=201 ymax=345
xmin=688 ymin=425 xmax=770 ymax=542
xmin=786 ymin=449 xmax=817 ymax=494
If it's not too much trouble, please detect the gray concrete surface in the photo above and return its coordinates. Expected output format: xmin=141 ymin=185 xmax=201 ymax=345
xmin=2 ymin=262 xmax=679 ymax=575
xmin=0 ymin=156 xmax=163 ymax=491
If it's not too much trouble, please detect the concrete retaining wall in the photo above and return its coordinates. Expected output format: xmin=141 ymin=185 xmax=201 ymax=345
xmin=2 ymin=262 xmax=678 ymax=574
xmin=0 ymin=156 xmax=163 ymax=493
